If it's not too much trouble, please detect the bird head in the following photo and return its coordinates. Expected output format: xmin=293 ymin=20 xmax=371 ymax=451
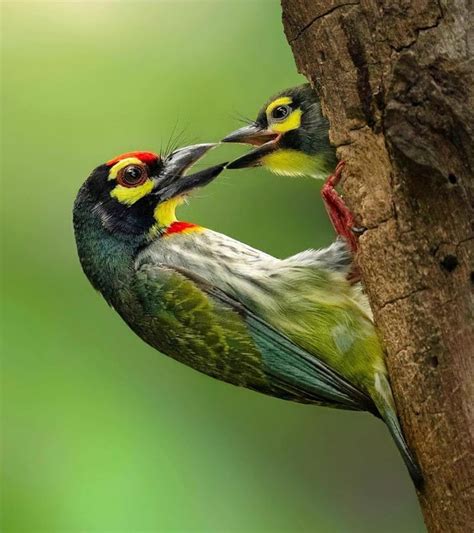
xmin=222 ymin=84 xmax=336 ymax=178
xmin=74 ymin=144 xmax=225 ymax=239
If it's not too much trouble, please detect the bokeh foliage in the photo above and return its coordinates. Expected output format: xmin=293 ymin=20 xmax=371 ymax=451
xmin=1 ymin=1 xmax=423 ymax=531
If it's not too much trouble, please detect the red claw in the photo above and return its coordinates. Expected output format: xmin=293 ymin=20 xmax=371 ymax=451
xmin=321 ymin=161 xmax=359 ymax=252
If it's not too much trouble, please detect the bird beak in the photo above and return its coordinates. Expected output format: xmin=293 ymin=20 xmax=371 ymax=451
xmin=226 ymin=138 xmax=282 ymax=169
xmin=155 ymin=143 xmax=226 ymax=201
xmin=222 ymin=124 xmax=281 ymax=170
xmin=222 ymin=123 xmax=278 ymax=146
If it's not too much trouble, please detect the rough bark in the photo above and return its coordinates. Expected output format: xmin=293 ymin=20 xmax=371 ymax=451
xmin=281 ymin=1 xmax=474 ymax=531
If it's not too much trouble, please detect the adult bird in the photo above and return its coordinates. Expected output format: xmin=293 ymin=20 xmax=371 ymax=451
xmin=222 ymin=84 xmax=358 ymax=250
xmin=73 ymin=143 xmax=422 ymax=486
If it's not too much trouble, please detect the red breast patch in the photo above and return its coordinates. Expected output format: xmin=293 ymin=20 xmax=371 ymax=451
xmin=164 ymin=221 xmax=200 ymax=236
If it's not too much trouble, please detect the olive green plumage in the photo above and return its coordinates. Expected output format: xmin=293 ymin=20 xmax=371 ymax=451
xmin=73 ymin=144 xmax=422 ymax=487
xmin=133 ymin=264 xmax=270 ymax=393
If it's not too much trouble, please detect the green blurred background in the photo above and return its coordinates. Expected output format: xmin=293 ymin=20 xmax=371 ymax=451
xmin=1 ymin=1 xmax=424 ymax=531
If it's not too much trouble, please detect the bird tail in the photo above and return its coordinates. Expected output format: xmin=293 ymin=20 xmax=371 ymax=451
xmin=373 ymin=372 xmax=423 ymax=489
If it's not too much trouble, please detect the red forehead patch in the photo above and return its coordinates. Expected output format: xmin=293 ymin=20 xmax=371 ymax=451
xmin=106 ymin=151 xmax=159 ymax=166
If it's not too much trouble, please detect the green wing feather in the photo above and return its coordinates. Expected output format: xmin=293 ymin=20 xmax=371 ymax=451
xmin=132 ymin=263 xmax=269 ymax=392
xmin=135 ymin=263 xmax=377 ymax=413
xmin=201 ymin=280 xmax=377 ymax=414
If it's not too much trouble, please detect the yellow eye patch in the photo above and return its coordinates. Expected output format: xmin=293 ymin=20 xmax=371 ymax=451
xmin=110 ymin=180 xmax=154 ymax=205
xmin=266 ymin=96 xmax=302 ymax=134
xmin=266 ymin=96 xmax=293 ymax=116
xmin=108 ymin=157 xmax=153 ymax=205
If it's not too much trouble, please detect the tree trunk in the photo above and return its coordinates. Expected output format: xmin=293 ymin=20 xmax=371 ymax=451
xmin=281 ymin=1 xmax=474 ymax=531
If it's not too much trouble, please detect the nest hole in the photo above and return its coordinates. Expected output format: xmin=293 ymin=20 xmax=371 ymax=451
xmin=440 ymin=254 xmax=459 ymax=272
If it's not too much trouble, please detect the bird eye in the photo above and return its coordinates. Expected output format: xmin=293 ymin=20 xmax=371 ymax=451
xmin=271 ymin=105 xmax=291 ymax=121
xmin=117 ymin=164 xmax=148 ymax=187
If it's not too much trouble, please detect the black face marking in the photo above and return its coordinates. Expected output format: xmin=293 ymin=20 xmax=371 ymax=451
xmin=83 ymin=163 xmax=156 ymax=236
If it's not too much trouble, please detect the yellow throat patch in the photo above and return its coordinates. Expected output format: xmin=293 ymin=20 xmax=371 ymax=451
xmin=153 ymin=196 xmax=183 ymax=228
xmin=261 ymin=149 xmax=319 ymax=177
xmin=148 ymin=197 xmax=202 ymax=239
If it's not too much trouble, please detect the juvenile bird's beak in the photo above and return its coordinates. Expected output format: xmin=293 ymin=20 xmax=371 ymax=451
xmin=155 ymin=143 xmax=226 ymax=200
xmin=222 ymin=124 xmax=278 ymax=146
xmin=225 ymin=142 xmax=280 ymax=169
xmin=223 ymin=124 xmax=281 ymax=170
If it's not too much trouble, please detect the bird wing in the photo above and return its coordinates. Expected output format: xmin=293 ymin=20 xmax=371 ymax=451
xmin=134 ymin=261 xmax=377 ymax=414
xmin=132 ymin=262 xmax=271 ymax=393
xmin=194 ymin=273 xmax=377 ymax=414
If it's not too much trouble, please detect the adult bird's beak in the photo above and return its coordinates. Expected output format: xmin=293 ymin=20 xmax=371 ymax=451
xmin=222 ymin=123 xmax=278 ymax=146
xmin=155 ymin=143 xmax=226 ymax=201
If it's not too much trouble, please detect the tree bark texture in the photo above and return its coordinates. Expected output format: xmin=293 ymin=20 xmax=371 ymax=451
xmin=281 ymin=1 xmax=474 ymax=531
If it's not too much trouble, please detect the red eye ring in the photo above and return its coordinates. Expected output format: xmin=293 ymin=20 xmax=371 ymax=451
xmin=117 ymin=164 xmax=148 ymax=188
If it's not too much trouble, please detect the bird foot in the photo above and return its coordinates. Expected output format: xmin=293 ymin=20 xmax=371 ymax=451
xmin=321 ymin=161 xmax=360 ymax=252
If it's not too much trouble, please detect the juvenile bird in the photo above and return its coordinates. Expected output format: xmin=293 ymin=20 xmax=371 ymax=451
xmin=73 ymin=144 xmax=422 ymax=486
xmin=223 ymin=84 xmax=357 ymax=250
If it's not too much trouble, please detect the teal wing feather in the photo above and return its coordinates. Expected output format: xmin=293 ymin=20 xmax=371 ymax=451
xmin=132 ymin=263 xmax=269 ymax=393
xmin=147 ymin=264 xmax=377 ymax=414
